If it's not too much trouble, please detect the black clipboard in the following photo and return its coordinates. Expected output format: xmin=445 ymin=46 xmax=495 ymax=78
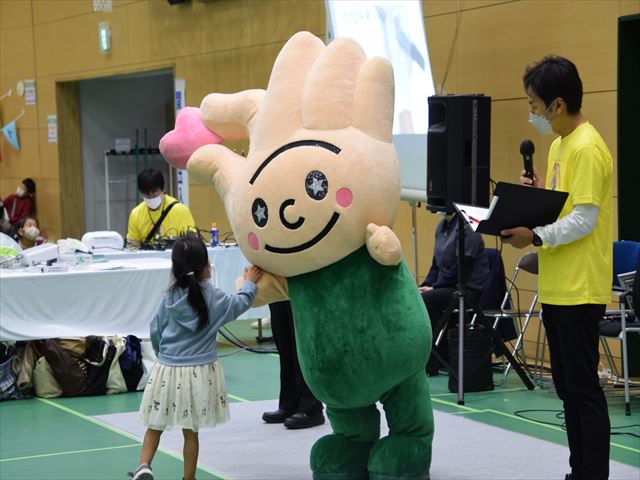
xmin=454 ymin=182 xmax=569 ymax=236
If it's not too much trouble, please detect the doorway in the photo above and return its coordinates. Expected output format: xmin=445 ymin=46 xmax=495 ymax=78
xmin=78 ymin=69 xmax=174 ymax=237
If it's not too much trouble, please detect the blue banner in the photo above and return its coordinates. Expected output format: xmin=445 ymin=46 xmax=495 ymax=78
xmin=2 ymin=120 xmax=20 ymax=151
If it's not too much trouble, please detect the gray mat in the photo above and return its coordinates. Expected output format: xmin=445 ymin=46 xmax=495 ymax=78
xmin=96 ymin=400 xmax=639 ymax=480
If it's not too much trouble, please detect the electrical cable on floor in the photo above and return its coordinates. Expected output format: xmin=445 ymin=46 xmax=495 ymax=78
xmin=611 ymin=424 xmax=640 ymax=438
xmin=513 ymin=409 xmax=640 ymax=438
xmin=218 ymin=326 xmax=277 ymax=355
xmin=513 ymin=409 xmax=566 ymax=429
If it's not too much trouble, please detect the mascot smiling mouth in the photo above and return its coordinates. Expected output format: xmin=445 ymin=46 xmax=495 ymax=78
xmin=253 ymin=139 xmax=343 ymax=255
xmin=265 ymin=212 xmax=340 ymax=254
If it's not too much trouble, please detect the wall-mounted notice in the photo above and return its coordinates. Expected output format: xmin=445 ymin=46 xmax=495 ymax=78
xmin=175 ymin=78 xmax=186 ymax=112
xmin=24 ymin=79 xmax=36 ymax=105
xmin=47 ymin=115 xmax=57 ymax=143
xmin=174 ymin=78 xmax=189 ymax=206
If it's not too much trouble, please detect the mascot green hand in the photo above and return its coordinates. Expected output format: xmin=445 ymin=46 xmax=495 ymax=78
xmin=163 ymin=31 xmax=434 ymax=480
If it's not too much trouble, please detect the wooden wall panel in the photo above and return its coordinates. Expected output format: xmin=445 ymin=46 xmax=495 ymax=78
xmin=189 ymin=182 xmax=232 ymax=242
xmin=424 ymin=12 xmax=460 ymax=94
xmin=31 ymin=0 xmax=97 ymax=25
xmin=36 ymin=177 xmax=61 ymax=241
xmin=0 ymin=0 xmax=32 ymax=29
xmin=423 ymin=1 xmax=515 ymax=18
xmin=0 ymin=129 xmax=40 ymax=179
xmin=56 ymin=81 xmax=84 ymax=239
xmin=244 ymin=0 xmax=325 ymax=42
xmin=453 ymin=1 xmax=619 ymax=99
xmin=37 ymin=125 xmax=59 ymax=182
xmin=122 ymin=1 xmax=151 ymax=64
xmin=35 ymin=16 xmax=105 ymax=77
xmin=0 ymin=80 xmax=31 ymax=126
xmin=620 ymin=0 xmax=640 ymax=16
xmin=35 ymin=73 xmax=57 ymax=118
xmin=0 ymin=0 xmax=637 ymax=256
xmin=0 ymin=26 xmax=36 ymax=80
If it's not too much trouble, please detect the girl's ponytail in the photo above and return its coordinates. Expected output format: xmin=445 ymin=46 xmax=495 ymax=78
xmin=185 ymin=270 xmax=209 ymax=331
xmin=170 ymin=236 xmax=210 ymax=331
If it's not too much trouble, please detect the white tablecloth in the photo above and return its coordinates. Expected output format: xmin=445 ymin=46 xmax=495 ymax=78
xmin=0 ymin=247 xmax=268 ymax=341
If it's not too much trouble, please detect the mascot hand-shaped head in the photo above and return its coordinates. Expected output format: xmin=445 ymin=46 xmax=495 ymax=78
xmin=165 ymin=31 xmax=400 ymax=277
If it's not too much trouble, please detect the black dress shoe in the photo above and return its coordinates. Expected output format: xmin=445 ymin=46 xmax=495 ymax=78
xmin=284 ymin=412 xmax=325 ymax=430
xmin=262 ymin=409 xmax=291 ymax=423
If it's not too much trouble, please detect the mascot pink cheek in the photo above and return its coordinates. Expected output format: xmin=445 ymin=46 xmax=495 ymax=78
xmin=248 ymin=232 xmax=260 ymax=251
xmin=336 ymin=188 xmax=353 ymax=208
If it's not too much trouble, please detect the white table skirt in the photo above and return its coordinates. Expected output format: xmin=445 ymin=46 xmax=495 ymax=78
xmin=0 ymin=247 xmax=268 ymax=341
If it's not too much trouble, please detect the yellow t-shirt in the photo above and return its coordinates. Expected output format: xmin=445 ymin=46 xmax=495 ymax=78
xmin=126 ymin=194 xmax=196 ymax=243
xmin=538 ymin=122 xmax=613 ymax=305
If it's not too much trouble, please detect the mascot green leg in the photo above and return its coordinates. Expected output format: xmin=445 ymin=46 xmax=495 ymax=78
xmin=311 ymin=404 xmax=381 ymax=480
xmin=368 ymin=371 xmax=434 ymax=480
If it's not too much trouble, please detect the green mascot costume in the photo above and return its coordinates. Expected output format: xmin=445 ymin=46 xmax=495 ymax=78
xmin=161 ymin=31 xmax=434 ymax=480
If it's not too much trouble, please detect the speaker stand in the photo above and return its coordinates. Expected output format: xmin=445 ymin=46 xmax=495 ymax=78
xmin=430 ymin=214 xmax=535 ymax=404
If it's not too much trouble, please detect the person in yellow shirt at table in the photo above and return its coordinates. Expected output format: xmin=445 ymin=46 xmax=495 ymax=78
xmin=126 ymin=168 xmax=196 ymax=249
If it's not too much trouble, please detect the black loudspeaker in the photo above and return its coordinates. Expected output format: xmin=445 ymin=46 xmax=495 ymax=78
xmin=426 ymin=94 xmax=491 ymax=213
xmin=447 ymin=324 xmax=495 ymax=393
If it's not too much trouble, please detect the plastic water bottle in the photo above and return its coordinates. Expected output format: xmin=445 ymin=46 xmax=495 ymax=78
xmin=210 ymin=222 xmax=219 ymax=247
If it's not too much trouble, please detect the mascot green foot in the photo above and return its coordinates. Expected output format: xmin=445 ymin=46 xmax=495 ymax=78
xmin=311 ymin=405 xmax=380 ymax=480
xmin=368 ymin=371 xmax=434 ymax=480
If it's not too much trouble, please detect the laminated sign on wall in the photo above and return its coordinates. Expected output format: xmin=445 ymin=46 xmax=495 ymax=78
xmin=48 ymin=115 xmax=57 ymax=143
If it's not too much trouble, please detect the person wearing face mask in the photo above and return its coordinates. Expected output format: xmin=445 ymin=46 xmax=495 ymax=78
xmin=501 ymin=56 xmax=612 ymax=480
xmin=0 ymin=178 xmax=36 ymax=235
xmin=126 ymin=168 xmax=196 ymax=249
xmin=419 ymin=212 xmax=490 ymax=376
xmin=14 ymin=216 xmax=44 ymax=250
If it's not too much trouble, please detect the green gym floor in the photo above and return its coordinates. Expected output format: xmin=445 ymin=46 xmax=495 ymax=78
xmin=1 ymin=320 xmax=638 ymax=480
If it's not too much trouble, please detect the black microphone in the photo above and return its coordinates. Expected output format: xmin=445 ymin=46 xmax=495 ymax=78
xmin=520 ymin=139 xmax=535 ymax=182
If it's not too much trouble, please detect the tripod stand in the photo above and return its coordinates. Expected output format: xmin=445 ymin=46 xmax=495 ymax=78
xmin=430 ymin=214 xmax=534 ymax=404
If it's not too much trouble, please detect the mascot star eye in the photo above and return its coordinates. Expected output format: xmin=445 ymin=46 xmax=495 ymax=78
xmin=305 ymin=170 xmax=328 ymax=200
xmin=251 ymin=198 xmax=268 ymax=227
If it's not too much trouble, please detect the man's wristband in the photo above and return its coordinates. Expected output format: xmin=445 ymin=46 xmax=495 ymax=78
xmin=532 ymin=232 xmax=543 ymax=247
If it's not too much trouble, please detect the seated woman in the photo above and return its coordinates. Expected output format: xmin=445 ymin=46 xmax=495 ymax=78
xmin=13 ymin=216 xmax=45 ymax=250
xmin=419 ymin=212 xmax=490 ymax=375
xmin=1 ymin=178 xmax=36 ymax=235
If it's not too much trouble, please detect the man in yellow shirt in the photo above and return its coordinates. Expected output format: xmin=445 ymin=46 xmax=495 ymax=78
xmin=126 ymin=169 xmax=196 ymax=249
xmin=502 ymin=56 xmax=612 ymax=480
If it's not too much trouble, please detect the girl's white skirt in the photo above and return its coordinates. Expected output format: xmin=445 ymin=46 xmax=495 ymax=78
xmin=139 ymin=360 xmax=229 ymax=432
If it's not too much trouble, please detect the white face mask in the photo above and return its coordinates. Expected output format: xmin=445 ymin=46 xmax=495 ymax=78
xmin=23 ymin=226 xmax=39 ymax=241
xmin=528 ymin=100 xmax=557 ymax=135
xmin=144 ymin=195 xmax=163 ymax=210
xmin=16 ymin=187 xmax=25 ymax=197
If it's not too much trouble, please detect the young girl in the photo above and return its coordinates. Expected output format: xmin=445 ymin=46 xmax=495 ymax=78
xmin=129 ymin=236 xmax=262 ymax=480
xmin=14 ymin=216 xmax=44 ymax=250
